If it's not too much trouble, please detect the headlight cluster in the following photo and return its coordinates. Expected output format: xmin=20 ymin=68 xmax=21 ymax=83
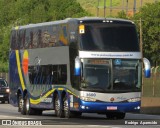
xmin=6 ymin=88 xmax=10 ymax=93
xmin=127 ymin=97 xmax=140 ymax=102
xmin=80 ymin=96 xmax=96 ymax=102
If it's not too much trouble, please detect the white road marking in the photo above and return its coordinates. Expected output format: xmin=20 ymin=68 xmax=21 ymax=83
xmin=0 ymin=115 xmax=33 ymax=119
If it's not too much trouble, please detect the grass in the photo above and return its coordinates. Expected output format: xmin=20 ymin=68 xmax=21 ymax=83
xmin=77 ymin=0 xmax=159 ymax=17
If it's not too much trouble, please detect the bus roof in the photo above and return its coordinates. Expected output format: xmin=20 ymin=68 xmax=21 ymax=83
xmin=12 ymin=17 xmax=134 ymax=31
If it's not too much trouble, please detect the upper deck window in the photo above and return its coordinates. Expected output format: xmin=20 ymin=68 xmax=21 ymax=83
xmin=10 ymin=24 xmax=68 ymax=50
xmin=79 ymin=22 xmax=139 ymax=52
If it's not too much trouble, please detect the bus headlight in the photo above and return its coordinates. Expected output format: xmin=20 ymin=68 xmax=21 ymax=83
xmin=127 ymin=97 xmax=140 ymax=102
xmin=80 ymin=96 xmax=96 ymax=102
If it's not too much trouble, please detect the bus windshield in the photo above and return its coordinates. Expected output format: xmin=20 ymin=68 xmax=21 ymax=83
xmin=81 ymin=59 xmax=141 ymax=92
xmin=81 ymin=59 xmax=110 ymax=91
xmin=112 ymin=59 xmax=141 ymax=91
xmin=79 ymin=22 xmax=139 ymax=51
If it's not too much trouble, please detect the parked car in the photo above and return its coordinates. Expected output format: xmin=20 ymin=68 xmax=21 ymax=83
xmin=0 ymin=78 xmax=9 ymax=103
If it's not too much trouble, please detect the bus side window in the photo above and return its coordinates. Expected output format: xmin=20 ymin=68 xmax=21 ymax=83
xmin=28 ymin=64 xmax=67 ymax=85
xmin=52 ymin=65 xmax=58 ymax=84
xmin=58 ymin=65 xmax=67 ymax=84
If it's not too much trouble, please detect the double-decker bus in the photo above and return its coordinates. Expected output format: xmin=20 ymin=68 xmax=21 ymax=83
xmin=9 ymin=17 xmax=150 ymax=119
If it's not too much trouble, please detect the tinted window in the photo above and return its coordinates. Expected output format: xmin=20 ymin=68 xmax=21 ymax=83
xmin=29 ymin=65 xmax=67 ymax=85
xmin=11 ymin=25 xmax=68 ymax=50
xmin=81 ymin=59 xmax=110 ymax=91
xmin=113 ymin=59 xmax=141 ymax=91
xmin=80 ymin=23 xmax=139 ymax=51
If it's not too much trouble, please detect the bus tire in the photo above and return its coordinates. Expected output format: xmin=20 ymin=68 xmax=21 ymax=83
xmin=63 ymin=95 xmax=82 ymax=118
xmin=25 ymin=94 xmax=35 ymax=115
xmin=63 ymin=95 xmax=70 ymax=118
xmin=21 ymin=96 xmax=26 ymax=115
xmin=18 ymin=95 xmax=23 ymax=112
xmin=54 ymin=95 xmax=63 ymax=117
xmin=106 ymin=112 xmax=125 ymax=120
xmin=116 ymin=112 xmax=125 ymax=119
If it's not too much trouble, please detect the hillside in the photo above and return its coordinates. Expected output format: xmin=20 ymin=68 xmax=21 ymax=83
xmin=77 ymin=0 xmax=158 ymax=17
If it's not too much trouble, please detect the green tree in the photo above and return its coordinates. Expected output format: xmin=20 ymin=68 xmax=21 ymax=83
xmin=49 ymin=0 xmax=90 ymax=20
xmin=0 ymin=0 xmax=91 ymax=72
xmin=117 ymin=10 xmax=128 ymax=19
xmin=133 ymin=2 xmax=160 ymax=66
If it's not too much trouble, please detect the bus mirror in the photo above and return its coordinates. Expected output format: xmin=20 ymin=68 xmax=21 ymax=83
xmin=143 ymin=58 xmax=151 ymax=78
xmin=74 ymin=56 xmax=81 ymax=76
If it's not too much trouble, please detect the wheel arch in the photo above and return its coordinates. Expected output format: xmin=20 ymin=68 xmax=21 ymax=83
xmin=17 ymin=88 xmax=23 ymax=105
xmin=53 ymin=89 xmax=60 ymax=109
xmin=17 ymin=89 xmax=22 ymax=98
xmin=23 ymin=89 xmax=28 ymax=99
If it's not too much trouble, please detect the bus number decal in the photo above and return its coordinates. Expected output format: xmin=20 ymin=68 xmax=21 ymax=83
xmin=86 ymin=93 xmax=96 ymax=97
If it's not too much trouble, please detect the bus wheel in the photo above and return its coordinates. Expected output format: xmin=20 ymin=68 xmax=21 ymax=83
xmin=63 ymin=95 xmax=70 ymax=118
xmin=55 ymin=95 xmax=63 ymax=117
xmin=106 ymin=112 xmax=125 ymax=120
xmin=18 ymin=95 xmax=23 ymax=112
xmin=25 ymin=94 xmax=35 ymax=115
xmin=63 ymin=96 xmax=81 ymax=118
xmin=116 ymin=112 xmax=125 ymax=119
xmin=21 ymin=96 xmax=26 ymax=115
xmin=106 ymin=113 xmax=116 ymax=119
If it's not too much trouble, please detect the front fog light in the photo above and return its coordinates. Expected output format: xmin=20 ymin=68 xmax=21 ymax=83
xmin=134 ymin=106 xmax=140 ymax=110
xmin=81 ymin=106 xmax=85 ymax=109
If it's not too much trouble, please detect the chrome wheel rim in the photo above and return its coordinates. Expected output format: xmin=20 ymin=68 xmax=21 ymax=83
xmin=19 ymin=98 xmax=23 ymax=110
xmin=55 ymin=97 xmax=60 ymax=116
xmin=64 ymin=98 xmax=69 ymax=117
xmin=26 ymin=98 xmax=30 ymax=112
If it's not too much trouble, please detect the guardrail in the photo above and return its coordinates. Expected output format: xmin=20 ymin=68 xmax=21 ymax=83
xmin=142 ymin=66 xmax=160 ymax=97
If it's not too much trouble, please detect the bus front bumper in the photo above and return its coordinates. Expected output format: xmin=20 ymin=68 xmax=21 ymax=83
xmin=78 ymin=100 xmax=141 ymax=113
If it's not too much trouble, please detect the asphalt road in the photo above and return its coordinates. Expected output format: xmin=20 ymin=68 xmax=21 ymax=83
xmin=0 ymin=102 xmax=160 ymax=128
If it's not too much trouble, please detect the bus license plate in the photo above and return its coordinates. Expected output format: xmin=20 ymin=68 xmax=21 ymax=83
xmin=0 ymin=95 xmax=4 ymax=97
xmin=107 ymin=106 xmax=117 ymax=110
